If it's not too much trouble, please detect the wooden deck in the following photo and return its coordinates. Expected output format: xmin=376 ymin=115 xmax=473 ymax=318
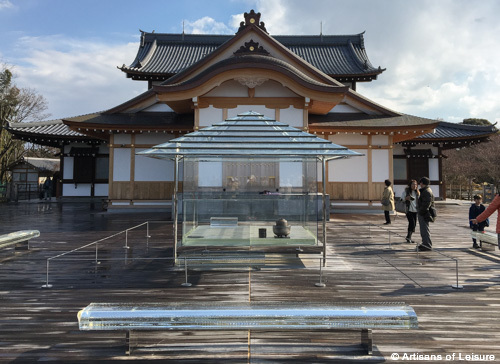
xmin=0 ymin=200 xmax=499 ymax=362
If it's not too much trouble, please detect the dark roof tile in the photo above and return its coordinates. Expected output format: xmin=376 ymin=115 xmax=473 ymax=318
xmin=122 ymin=32 xmax=383 ymax=80
xmin=417 ymin=121 xmax=497 ymax=139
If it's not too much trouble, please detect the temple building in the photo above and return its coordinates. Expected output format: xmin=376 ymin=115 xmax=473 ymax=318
xmin=7 ymin=10 xmax=497 ymax=208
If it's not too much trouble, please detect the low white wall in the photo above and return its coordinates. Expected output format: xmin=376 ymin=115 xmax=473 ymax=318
xmin=63 ymin=183 xmax=91 ymax=196
xmin=94 ymin=184 xmax=108 ymax=196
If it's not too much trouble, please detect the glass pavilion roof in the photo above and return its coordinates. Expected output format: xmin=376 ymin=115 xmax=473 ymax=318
xmin=138 ymin=111 xmax=362 ymax=160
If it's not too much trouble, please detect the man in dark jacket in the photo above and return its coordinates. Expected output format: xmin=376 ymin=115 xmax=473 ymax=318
xmin=417 ymin=177 xmax=435 ymax=251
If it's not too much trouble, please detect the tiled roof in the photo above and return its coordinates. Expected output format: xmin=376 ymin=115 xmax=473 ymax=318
xmin=309 ymin=113 xmax=438 ymax=128
xmin=121 ymin=32 xmax=383 ymax=80
xmin=23 ymin=157 xmax=60 ymax=172
xmin=64 ymin=112 xmax=194 ymax=127
xmin=7 ymin=119 xmax=87 ymax=137
xmin=6 ymin=119 xmax=99 ymax=147
xmin=157 ymin=54 xmax=347 ymax=90
xmin=417 ymin=121 xmax=497 ymax=139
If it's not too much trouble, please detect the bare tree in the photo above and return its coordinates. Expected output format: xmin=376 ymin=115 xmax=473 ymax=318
xmin=443 ymin=133 xmax=500 ymax=194
xmin=0 ymin=65 xmax=49 ymax=182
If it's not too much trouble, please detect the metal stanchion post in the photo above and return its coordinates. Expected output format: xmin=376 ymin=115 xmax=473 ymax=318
xmin=41 ymin=259 xmax=52 ymax=288
xmin=451 ymin=259 xmax=464 ymax=289
xmin=146 ymin=222 xmax=150 ymax=248
xmin=315 ymin=258 xmax=326 ymax=287
xmin=124 ymin=230 xmax=129 ymax=249
xmin=181 ymin=257 xmax=192 ymax=287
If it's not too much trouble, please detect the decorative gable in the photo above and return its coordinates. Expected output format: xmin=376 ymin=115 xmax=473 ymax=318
xmin=233 ymin=40 xmax=270 ymax=56
xmin=236 ymin=10 xmax=268 ymax=33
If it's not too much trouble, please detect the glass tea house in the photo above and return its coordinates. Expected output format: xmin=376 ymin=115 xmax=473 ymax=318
xmin=139 ymin=111 xmax=360 ymax=259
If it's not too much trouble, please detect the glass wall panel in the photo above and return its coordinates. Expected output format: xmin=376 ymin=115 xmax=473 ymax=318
xmin=181 ymin=157 xmax=320 ymax=248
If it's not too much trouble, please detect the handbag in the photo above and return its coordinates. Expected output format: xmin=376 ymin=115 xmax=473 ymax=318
xmin=395 ymin=199 xmax=406 ymax=213
xmin=429 ymin=206 xmax=437 ymax=219
xmin=381 ymin=198 xmax=390 ymax=206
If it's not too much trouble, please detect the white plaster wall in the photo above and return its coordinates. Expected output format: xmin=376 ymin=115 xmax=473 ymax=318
xmin=329 ymin=134 xmax=367 ymax=145
xmin=113 ymin=149 xmax=131 ymax=181
xmin=329 ymin=104 xmax=363 ymax=113
xmin=135 ymin=148 xmax=174 ymax=181
xmin=429 ymin=159 xmax=439 ymax=181
xmin=198 ymin=161 xmax=222 ymax=187
xmin=228 ymin=105 xmax=275 ymax=119
xmin=63 ymin=183 xmax=91 ymax=196
xmin=200 ymin=106 xmax=224 ymax=127
xmin=114 ymin=134 xmax=131 ymax=145
xmin=135 ymin=133 xmax=173 ymax=145
xmin=279 ymin=106 xmax=303 ymax=128
xmin=371 ymin=135 xmax=389 ymax=146
xmin=393 ymin=185 xmax=404 ymax=199
xmin=430 ymin=185 xmax=440 ymax=198
xmin=279 ymin=162 xmax=303 ymax=187
xmin=204 ymin=80 xmax=247 ymax=97
xmin=94 ymin=184 xmax=109 ymax=196
xmin=372 ymin=149 xmax=390 ymax=182
xmin=63 ymin=157 xmax=74 ymax=179
xmin=255 ymin=80 xmax=298 ymax=97
xmin=393 ymin=144 xmax=405 ymax=154
xmin=329 ymin=150 xmax=367 ymax=182
xmin=142 ymin=104 xmax=174 ymax=112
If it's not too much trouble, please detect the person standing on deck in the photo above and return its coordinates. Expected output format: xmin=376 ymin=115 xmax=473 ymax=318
xmin=471 ymin=192 xmax=500 ymax=249
xmin=469 ymin=194 xmax=488 ymax=249
xmin=381 ymin=179 xmax=395 ymax=225
xmin=402 ymin=179 xmax=420 ymax=243
xmin=416 ymin=177 xmax=435 ymax=251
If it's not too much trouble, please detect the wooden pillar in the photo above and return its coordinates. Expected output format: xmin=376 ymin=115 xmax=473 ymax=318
xmin=173 ymin=155 xmax=180 ymax=260
xmin=130 ymin=134 xmax=135 ymax=202
xmin=389 ymin=135 xmax=394 ymax=181
xmin=367 ymin=135 xmax=373 ymax=203
xmin=303 ymin=108 xmax=309 ymax=131
xmin=322 ymin=157 xmax=327 ymax=266
xmin=438 ymin=145 xmax=445 ymax=199
xmin=108 ymin=135 xmax=114 ymax=199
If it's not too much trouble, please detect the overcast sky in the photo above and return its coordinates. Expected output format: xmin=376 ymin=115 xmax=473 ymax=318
xmin=1 ymin=0 xmax=499 ymax=125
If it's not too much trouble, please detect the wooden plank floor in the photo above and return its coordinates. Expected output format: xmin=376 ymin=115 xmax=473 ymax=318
xmin=0 ymin=200 xmax=499 ymax=362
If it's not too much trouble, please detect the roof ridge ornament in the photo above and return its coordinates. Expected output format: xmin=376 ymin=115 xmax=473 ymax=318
xmin=233 ymin=39 xmax=270 ymax=56
xmin=237 ymin=10 xmax=268 ymax=34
